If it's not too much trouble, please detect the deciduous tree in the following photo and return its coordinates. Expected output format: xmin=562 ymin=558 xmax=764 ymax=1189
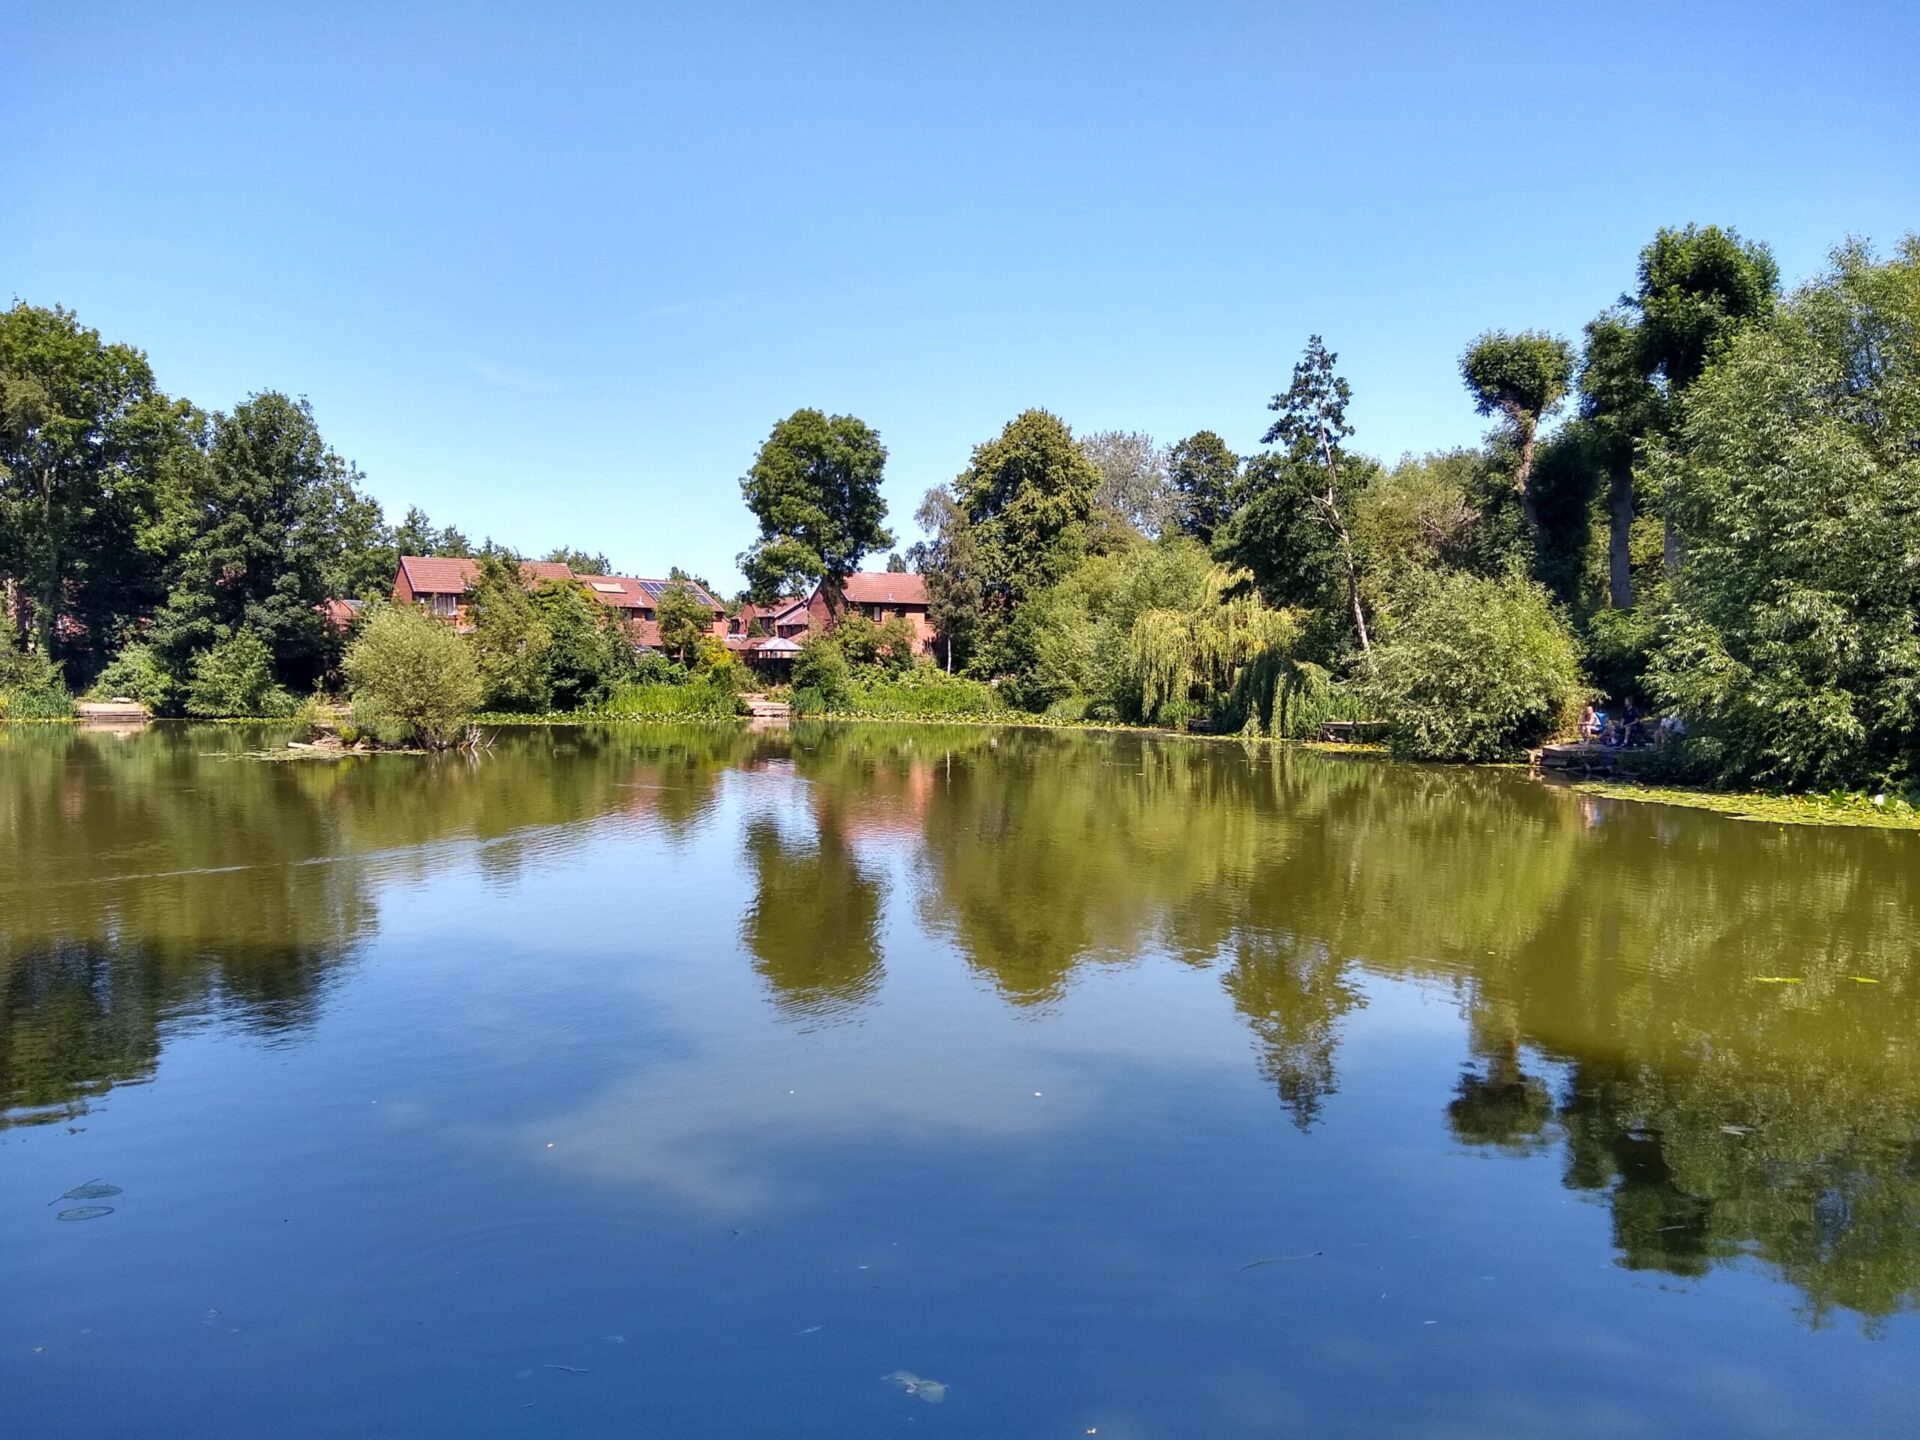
xmin=1460 ymin=330 xmax=1574 ymax=541
xmin=739 ymin=409 xmax=892 ymax=607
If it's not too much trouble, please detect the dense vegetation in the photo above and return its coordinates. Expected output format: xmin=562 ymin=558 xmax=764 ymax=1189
xmin=5 ymin=226 xmax=1917 ymax=788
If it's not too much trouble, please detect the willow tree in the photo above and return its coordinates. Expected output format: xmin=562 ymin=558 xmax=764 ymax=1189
xmin=1128 ymin=566 xmax=1319 ymax=733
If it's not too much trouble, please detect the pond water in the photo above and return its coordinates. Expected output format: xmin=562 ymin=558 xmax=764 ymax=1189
xmin=2 ymin=722 xmax=1916 ymax=1437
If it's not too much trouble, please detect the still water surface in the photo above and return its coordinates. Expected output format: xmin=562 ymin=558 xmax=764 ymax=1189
xmin=3 ymin=722 xmax=1916 ymax=1436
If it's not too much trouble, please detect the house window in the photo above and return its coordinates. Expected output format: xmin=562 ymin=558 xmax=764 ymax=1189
xmin=430 ymin=593 xmax=458 ymax=617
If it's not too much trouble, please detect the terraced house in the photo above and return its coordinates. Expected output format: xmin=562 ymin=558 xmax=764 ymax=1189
xmin=391 ymin=557 xmax=727 ymax=649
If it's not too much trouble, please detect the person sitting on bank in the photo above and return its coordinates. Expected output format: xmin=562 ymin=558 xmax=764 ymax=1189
xmin=1619 ymin=695 xmax=1644 ymax=747
xmin=1579 ymin=703 xmax=1602 ymax=741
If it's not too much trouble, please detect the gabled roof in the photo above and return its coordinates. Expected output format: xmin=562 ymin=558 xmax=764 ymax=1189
xmin=839 ymin=571 xmax=928 ymax=605
xmin=397 ymin=557 xmax=720 ymax=609
xmin=397 ymin=556 xmax=573 ymax=594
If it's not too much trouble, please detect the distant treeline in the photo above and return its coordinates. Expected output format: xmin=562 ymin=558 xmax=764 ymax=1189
xmin=5 ymin=225 xmax=1919 ymax=787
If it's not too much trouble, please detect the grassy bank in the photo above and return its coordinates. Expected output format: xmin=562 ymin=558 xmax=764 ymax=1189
xmin=1570 ymin=778 xmax=1920 ymax=831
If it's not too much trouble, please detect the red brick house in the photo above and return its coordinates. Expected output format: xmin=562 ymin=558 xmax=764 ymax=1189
xmin=392 ymin=557 xmax=726 ymax=649
xmin=805 ymin=572 xmax=937 ymax=657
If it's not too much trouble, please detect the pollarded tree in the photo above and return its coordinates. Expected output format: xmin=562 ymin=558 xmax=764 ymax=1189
xmin=343 ymin=603 xmax=483 ymax=749
xmin=1460 ymin=330 xmax=1574 ymax=542
xmin=1166 ymin=430 xmax=1240 ymax=546
xmin=739 ymin=408 xmax=892 ymax=608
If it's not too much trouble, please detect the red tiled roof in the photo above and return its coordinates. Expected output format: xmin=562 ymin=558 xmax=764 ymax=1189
xmin=396 ymin=556 xmax=575 ymax=594
xmin=840 ymin=572 xmax=928 ymax=605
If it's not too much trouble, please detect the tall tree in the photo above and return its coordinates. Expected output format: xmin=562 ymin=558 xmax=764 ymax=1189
xmin=1629 ymin=224 xmax=1780 ymax=571
xmin=1079 ymin=429 xmax=1173 ymax=538
xmin=909 ymin=487 xmax=985 ymax=673
xmin=151 ymin=392 xmax=362 ymax=686
xmin=1227 ymin=337 xmax=1374 ymax=660
xmin=1578 ymin=309 xmax=1661 ymax=609
xmin=1460 ymin=330 xmax=1574 ymax=542
xmin=392 ymin=505 xmax=473 ymax=560
xmin=0 ymin=302 xmax=197 ymax=678
xmin=1166 ymin=430 xmax=1240 ymax=546
xmin=467 ymin=553 xmax=551 ymax=711
xmin=739 ymin=409 xmax=892 ymax=607
xmin=957 ymin=408 xmax=1100 ymax=610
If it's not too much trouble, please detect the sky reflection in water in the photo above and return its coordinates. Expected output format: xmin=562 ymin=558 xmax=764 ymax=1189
xmin=2 ymin=722 xmax=1916 ymax=1437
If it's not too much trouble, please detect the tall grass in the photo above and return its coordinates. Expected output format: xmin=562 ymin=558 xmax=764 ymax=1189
xmin=597 ymin=678 xmax=741 ymax=718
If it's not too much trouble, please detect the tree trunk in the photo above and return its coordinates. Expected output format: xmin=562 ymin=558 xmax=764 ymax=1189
xmin=1608 ymin=461 xmax=1634 ymax=609
xmin=1513 ymin=422 xmax=1541 ymax=539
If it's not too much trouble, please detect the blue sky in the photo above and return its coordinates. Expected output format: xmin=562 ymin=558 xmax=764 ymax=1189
xmin=8 ymin=2 xmax=1918 ymax=590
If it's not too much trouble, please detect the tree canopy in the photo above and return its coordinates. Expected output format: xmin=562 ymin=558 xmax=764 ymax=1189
xmin=739 ymin=408 xmax=892 ymax=606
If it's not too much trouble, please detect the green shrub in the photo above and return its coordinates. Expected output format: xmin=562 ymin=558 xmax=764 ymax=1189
xmin=791 ymin=633 xmax=852 ymax=708
xmin=1368 ymin=570 xmax=1587 ymax=761
xmin=186 ymin=630 xmax=294 ymax=717
xmin=89 ymin=643 xmax=175 ymax=712
xmin=0 ymin=630 xmax=74 ymax=718
xmin=791 ymin=685 xmax=828 ymax=717
xmin=845 ymin=666 xmax=1002 ymax=717
xmin=343 ymin=605 xmax=483 ymax=748
xmin=600 ymin=678 xmax=740 ymax=718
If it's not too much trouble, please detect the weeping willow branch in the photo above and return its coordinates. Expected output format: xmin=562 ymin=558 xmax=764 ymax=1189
xmin=1129 ymin=567 xmax=1314 ymax=730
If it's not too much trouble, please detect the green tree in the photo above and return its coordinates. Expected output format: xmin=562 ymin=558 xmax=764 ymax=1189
xmin=467 ymin=554 xmax=552 ymax=711
xmin=343 ymin=603 xmax=482 ymax=748
xmin=654 ymin=576 xmax=712 ymax=665
xmin=0 ymin=302 xmax=197 ymax=679
xmin=1367 ymin=569 xmax=1586 ymax=761
xmin=791 ymin=630 xmax=852 ymax=711
xmin=543 ymin=546 xmax=611 ymax=574
xmin=152 ymin=392 xmax=368 ymax=689
xmin=185 ymin=629 xmax=294 ymax=717
xmin=909 ymin=487 xmax=986 ymax=673
xmin=885 ymin=551 xmax=908 ymax=573
xmin=1222 ymin=337 xmax=1374 ymax=659
xmin=392 ymin=505 xmax=473 ymax=560
xmin=739 ymin=408 xmax=892 ymax=606
xmin=531 ymin=580 xmax=631 ymax=710
xmin=1578 ymin=309 xmax=1662 ymax=609
xmin=1646 ymin=238 xmax=1920 ymax=790
xmin=952 ymin=408 xmax=1101 ymax=674
xmin=1166 ymin=430 xmax=1239 ymax=545
xmin=1079 ymin=429 xmax=1173 ymax=538
xmin=1460 ymin=330 xmax=1574 ymax=542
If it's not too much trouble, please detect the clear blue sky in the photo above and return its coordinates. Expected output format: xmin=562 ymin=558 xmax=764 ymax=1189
xmin=8 ymin=1 xmax=1917 ymax=591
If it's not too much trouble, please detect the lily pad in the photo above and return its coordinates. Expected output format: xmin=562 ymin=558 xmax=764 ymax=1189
xmin=57 ymin=1206 xmax=114 ymax=1222
xmin=886 ymin=1370 xmax=948 ymax=1404
xmin=59 ymin=1182 xmax=122 ymax=1202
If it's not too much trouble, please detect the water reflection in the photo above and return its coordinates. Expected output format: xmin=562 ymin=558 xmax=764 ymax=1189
xmin=4 ymin=719 xmax=1918 ymax=1335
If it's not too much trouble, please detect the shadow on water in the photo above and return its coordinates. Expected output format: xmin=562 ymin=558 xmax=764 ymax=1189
xmin=5 ymin=719 xmax=1919 ymax=1330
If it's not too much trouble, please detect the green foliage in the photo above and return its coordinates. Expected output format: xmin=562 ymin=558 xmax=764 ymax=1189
xmin=739 ymin=408 xmax=892 ymax=603
xmin=600 ymin=677 xmax=740 ymax=718
xmin=830 ymin=612 xmax=916 ymax=673
xmin=845 ymin=667 xmax=1003 ymax=717
xmin=468 ymin=554 xmax=552 ymax=712
xmin=1080 ymin=429 xmax=1173 ymax=538
xmin=1166 ymin=430 xmax=1240 ymax=545
xmin=655 ymin=577 xmax=714 ymax=665
xmin=0 ymin=301 xmax=199 ymax=682
xmin=88 ymin=642 xmax=175 ymax=712
xmin=1367 ymin=570 xmax=1586 ymax=761
xmin=791 ymin=631 xmax=853 ymax=708
xmin=152 ymin=391 xmax=369 ymax=691
xmin=1460 ymin=329 xmax=1575 ymax=537
xmin=185 ymin=629 xmax=295 ymax=717
xmin=1127 ymin=566 xmax=1310 ymax=731
xmin=543 ymin=546 xmax=611 ymax=574
xmin=1646 ymin=239 xmax=1920 ymax=790
xmin=1635 ymin=224 xmax=1780 ymax=391
xmin=342 ymin=603 xmax=482 ymax=748
xmin=0 ymin=628 xmax=75 ymax=718
xmin=530 ymin=579 xmax=632 ymax=711
xmin=910 ymin=487 xmax=984 ymax=671
xmin=950 ymin=409 xmax=1101 ymax=673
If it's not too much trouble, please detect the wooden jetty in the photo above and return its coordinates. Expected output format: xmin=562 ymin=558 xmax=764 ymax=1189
xmin=75 ymin=700 xmax=150 ymax=726
xmin=1532 ymin=740 xmax=1652 ymax=777
xmin=742 ymin=695 xmax=791 ymax=721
